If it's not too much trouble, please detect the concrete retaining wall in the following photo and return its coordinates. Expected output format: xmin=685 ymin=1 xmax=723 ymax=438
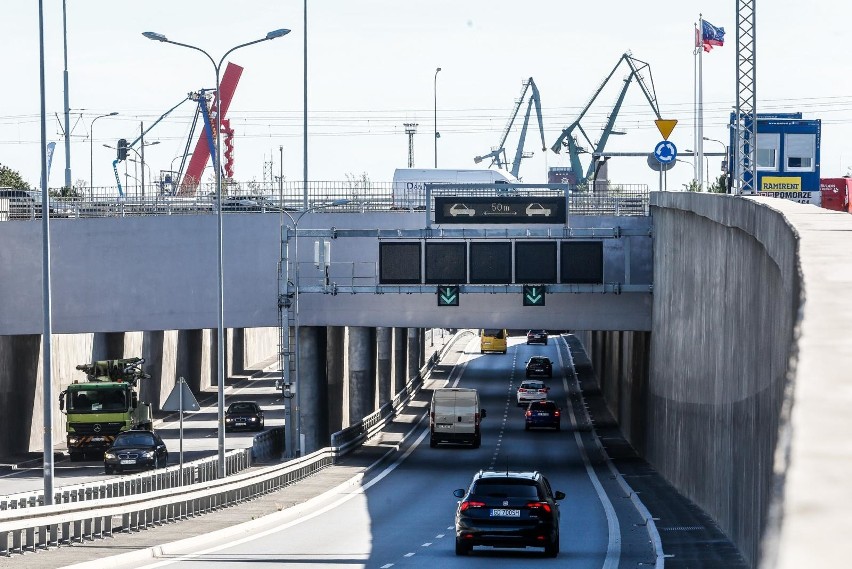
xmin=579 ymin=194 xmax=852 ymax=567
xmin=648 ymin=193 xmax=798 ymax=567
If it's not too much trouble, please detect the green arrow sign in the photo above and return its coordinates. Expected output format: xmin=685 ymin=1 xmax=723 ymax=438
xmin=523 ymin=285 xmax=545 ymax=306
xmin=437 ymin=285 xmax=459 ymax=307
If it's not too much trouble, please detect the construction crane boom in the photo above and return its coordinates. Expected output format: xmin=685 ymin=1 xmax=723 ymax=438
xmin=474 ymin=78 xmax=546 ymax=179
xmin=550 ymin=52 xmax=661 ymax=184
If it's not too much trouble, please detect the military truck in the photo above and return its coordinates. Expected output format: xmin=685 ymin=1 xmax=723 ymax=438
xmin=59 ymin=357 xmax=153 ymax=460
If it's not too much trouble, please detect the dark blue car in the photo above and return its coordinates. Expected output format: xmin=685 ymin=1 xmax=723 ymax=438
xmin=524 ymin=401 xmax=561 ymax=431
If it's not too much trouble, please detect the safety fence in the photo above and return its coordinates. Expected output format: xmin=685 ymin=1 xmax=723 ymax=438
xmin=0 ymin=330 xmax=466 ymax=556
xmin=0 ymin=182 xmax=650 ymax=220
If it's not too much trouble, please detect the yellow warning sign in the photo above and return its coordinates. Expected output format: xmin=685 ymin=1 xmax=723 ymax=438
xmin=655 ymin=119 xmax=678 ymax=140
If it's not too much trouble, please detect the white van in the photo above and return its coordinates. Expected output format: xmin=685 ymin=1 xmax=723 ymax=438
xmin=430 ymin=388 xmax=486 ymax=448
xmin=392 ymin=168 xmax=518 ymax=210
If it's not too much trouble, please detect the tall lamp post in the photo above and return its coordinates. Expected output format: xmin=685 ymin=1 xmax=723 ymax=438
xmin=90 ymin=112 xmax=118 ymax=198
xmin=144 ymin=27 xmax=291 ymax=478
xmin=62 ymin=0 xmax=72 ymax=191
xmin=433 ymin=67 xmax=441 ymax=168
xmin=281 ymin=199 xmax=348 ymax=457
xmin=38 ymin=0 xmax=56 ymax=506
xmin=703 ymin=136 xmax=729 ymax=189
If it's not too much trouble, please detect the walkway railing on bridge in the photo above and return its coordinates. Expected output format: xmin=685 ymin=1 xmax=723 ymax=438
xmin=0 ymin=181 xmax=649 ymax=220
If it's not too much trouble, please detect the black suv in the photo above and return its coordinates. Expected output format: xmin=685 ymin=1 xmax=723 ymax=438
xmin=525 ymin=356 xmax=553 ymax=378
xmin=453 ymin=470 xmax=565 ymax=557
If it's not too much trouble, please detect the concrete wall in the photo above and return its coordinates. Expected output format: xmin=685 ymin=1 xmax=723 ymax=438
xmin=579 ymin=194 xmax=852 ymax=567
xmin=647 ymin=193 xmax=798 ymax=566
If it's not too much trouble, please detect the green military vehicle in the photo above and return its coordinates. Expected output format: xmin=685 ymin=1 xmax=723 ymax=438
xmin=59 ymin=357 xmax=153 ymax=461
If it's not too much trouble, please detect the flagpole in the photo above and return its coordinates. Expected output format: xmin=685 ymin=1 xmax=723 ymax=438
xmin=693 ymin=22 xmax=699 ymax=187
xmin=698 ymin=14 xmax=705 ymax=191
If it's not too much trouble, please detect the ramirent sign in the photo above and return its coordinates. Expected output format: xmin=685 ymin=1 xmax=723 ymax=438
xmin=758 ymin=177 xmax=820 ymax=205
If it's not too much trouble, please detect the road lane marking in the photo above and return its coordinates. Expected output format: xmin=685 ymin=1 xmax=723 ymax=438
xmin=556 ymin=338 xmax=621 ymax=569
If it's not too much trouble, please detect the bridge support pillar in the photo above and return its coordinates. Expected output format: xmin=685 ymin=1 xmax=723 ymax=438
xmin=298 ymin=326 xmax=328 ymax=453
xmin=141 ymin=331 xmax=164 ymax=409
xmin=393 ymin=328 xmax=407 ymax=393
xmin=91 ymin=332 xmax=126 ymax=360
xmin=0 ymin=334 xmax=40 ymax=456
xmin=407 ymin=328 xmax=421 ymax=383
xmin=326 ymin=326 xmax=345 ymax=435
xmin=376 ymin=327 xmax=392 ymax=408
xmin=348 ymin=326 xmax=375 ymax=427
xmin=177 ymin=330 xmax=203 ymax=394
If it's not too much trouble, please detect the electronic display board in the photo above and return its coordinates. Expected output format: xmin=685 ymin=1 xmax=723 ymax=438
xmin=434 ymin=196 xmax=566 ymax=224
xmin=469 ymin=242 xmax=512 ymax=283
xmin=379 ymin=242 xmax=421 ymax=284
xmin=560 ymin=241 xmax=603 ymax=284
xmin=425 ymin=242 xmax=467 ymax=284
xmin=515 ymin=241 xmax=557 ymax=283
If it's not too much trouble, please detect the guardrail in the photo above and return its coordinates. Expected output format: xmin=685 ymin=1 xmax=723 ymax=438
xmin=0 ymin=330 xmax=466 ymax=557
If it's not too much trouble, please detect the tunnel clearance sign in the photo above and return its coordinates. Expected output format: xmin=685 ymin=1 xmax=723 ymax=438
xmin=434 ymin=196 xmax=566 ymax=224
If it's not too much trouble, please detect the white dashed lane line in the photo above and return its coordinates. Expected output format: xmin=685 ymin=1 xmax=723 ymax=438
xmin=490 ymin=346 xmax=517 ymax=470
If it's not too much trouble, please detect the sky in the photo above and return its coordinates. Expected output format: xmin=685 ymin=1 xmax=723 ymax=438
xmin=2 ymin=1 xmax=852 ymax=193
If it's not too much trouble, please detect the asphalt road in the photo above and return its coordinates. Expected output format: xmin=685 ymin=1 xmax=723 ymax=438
xmin=3 ymin=332 xmax=747 ymax=569
xmin=117 ymin=335 xmax=656 ymax=568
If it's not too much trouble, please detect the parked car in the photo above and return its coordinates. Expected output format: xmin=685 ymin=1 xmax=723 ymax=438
xmin=517 ymin=379 xmax=549 ymax=406
xmin=225 ymin=401 xmax=265 ymax=431
xmin=0 ymin=188 xmax=77 ymax=219
xmin=453 ymin=469 xmax=564 ymax=556
xmin=526 ymin=330 xmax=548 ymax=345
xmin=0 ymin=188 xmax=38 ymax=219
xmin=525 ymin=356 xmax=553 ymax=378
xmin=524 ymin=401 xmax=561 ymax=431
xmin=220 ymin=195 xmax=282 ymax=212
xmin=103 ymin=430 xmax=168 ymax=474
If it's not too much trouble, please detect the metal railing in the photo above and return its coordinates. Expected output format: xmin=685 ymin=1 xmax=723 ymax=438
xmin=1 ymin=181 xmax=650 ymax=220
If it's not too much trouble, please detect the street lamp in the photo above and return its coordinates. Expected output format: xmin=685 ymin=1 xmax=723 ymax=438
xmin=433 ymin=67 xmax=441 ymax=168
xmin=144 ymin=27 xmax=290 ymax=478
xmin=704 ymin=136 xmax=729 ymax=175
xmin=90 ymin=112 xmax=118 ymax=198
xmin=281 ymin=199 xmax=348 ymax=457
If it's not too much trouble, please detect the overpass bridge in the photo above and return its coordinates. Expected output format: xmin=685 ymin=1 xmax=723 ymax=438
xmin=1 ymin=187 xmax=850 ymax=567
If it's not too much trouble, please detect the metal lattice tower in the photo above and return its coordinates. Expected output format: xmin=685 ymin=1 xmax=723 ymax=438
xmin=404 ymin=123 xmax=418 ymax=168
xmin=734 ymin=0 xmax=756 ymax=194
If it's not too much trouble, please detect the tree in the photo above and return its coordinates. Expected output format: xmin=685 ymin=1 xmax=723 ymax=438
xmin=708 ymin=173 xmax=729 ymax=194
xmin=0 ymin=163 xmax=31 ymax=190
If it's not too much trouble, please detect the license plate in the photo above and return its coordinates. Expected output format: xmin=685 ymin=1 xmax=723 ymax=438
xmin=120 ymin=459 xmax=136 ymax=465
xmin=91 ymin=437 xmax=104 ymax=442
xmin=491 ymin=508 xmax=521 ymax=518
xmin=236 ymin=421 xmax=246 ymax=425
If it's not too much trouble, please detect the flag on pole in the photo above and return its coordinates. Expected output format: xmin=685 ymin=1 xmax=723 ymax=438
xmin=699 ymin=20 xmax=725 ymax=52
xmin=42 ymin=141 xmax=56 ymax=189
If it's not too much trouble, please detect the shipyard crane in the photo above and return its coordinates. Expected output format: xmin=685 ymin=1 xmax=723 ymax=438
xmin=474 ymin=77 xmax=546 ymax=179
xmin=550 ymin=52 xmax=661 ymax=184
